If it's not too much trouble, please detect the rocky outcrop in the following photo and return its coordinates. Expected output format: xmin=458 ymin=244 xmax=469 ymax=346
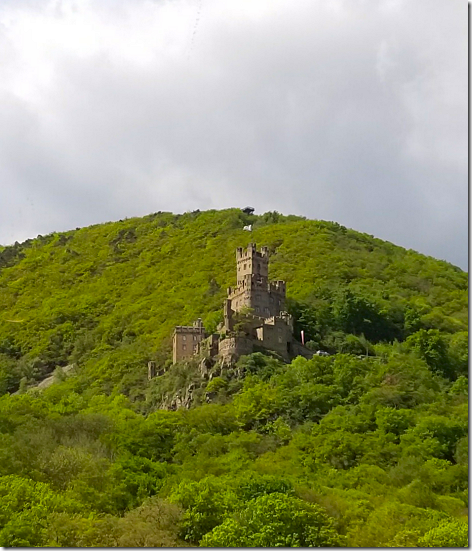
xmin=163 ymin=382 xmax=196 ymax=410
xmin=160 ymin=354 xmax=248 ymax=410
xmin=36 ymin=364 xmax=76 ymax=390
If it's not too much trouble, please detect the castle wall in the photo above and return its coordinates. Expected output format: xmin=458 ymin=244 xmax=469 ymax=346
xmin=228 ymin=277 xmax=285 ymax=318
xmin=199 ymin=334 xmax=220 ymax=358
xmin=229 ymin=288 xmax=284 ymax=318
xmin=218 ymin=336 xmax=253 ymax=362
xmin=231 ymin=244 xmax=277 ymax=318
xmin=228 ymin=287 xmax=252 ymax=312
xmin=255 ymin=317 xmax=292 ymax=361
xmin=252 ymin=283 xmax=285 ymax=317
xmin=291 ymin=340 xmax=315 ymax=360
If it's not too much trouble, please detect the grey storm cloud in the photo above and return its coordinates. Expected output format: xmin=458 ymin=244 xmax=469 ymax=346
xmin=0 ymin=0 xmax=467 ymax=268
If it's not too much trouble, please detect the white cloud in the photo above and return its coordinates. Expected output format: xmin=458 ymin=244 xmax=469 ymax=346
xmin=0 ymin=0 xmax=467 ymax=268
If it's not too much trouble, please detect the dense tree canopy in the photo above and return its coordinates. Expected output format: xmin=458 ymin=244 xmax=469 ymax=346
xmin=0 ymin=209 xmax=467 ymax=546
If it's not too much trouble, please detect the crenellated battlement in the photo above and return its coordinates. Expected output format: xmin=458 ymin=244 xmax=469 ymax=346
xmin=236 ymin=243 xmax=269 ymax=260
xmin=174 ymin=318 xmax=204 ymax=334
xmin=236 ymin=245 xmax=268 ymax=282
xmin=269 ymin=280 xmax=286 ymax=293
xmin=174 ymin=325 xmax=205 ymax=334
xmin=230 ymin=244 xmax=285 ymax=317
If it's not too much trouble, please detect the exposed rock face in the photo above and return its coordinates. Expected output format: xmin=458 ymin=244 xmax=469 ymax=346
xmin=165 ymin=383 xmax=195 ymax=410
xmin=160 ymin=355 xmax=247 ymax=410
xmin=148 ymin=361 xmax=167 ymax=380
xmin=205 ymin=390 xmax=217 ymax=403
xmin=199 ymin=357 xmax=212 ymax=379
xmin=36 ymin=364 xmax=76 ymax=390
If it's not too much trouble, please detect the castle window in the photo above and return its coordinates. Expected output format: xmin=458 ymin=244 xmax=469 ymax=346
xmin=193 ymin=335 xmax=197 ymax=341
xmin=278 ymin=336 xmax=283 ymax=343
xmin=193 ymin=345 xmax=198 ymax=352
xmin=182 ymin=335 xmax=187 ymax=341
xmin=265 ymin=307 xmax=270 ymax=315
xmin=255 ymin=306 xmax=260 ymax=313
xmin=278 ymin=326 xmax=282 ymax=332
xmin=183 ymin=344 xmax=187 ymax=351
xmin=244 ymin=263 xmax=247 ymax=270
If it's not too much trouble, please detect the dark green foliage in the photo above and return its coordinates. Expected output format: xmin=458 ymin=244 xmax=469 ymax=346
xmin=406 ymin=329 xmax=452 ymax=378
xmin=235 ymin=473 xmax=294 ymax=501
xmin=404 ymin=306 xmax=423 ymax=335
xmin=236 ymin=352 xmax=283 ymax=381
xmin=332 ymin=289 xmax=401 ymax=342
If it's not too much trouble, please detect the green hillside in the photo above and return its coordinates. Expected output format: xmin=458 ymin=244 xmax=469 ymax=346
xmin=0 ymin=208 xmax=467 ymax=394
xmin=0 ymin=209 xmax=468 ymax=547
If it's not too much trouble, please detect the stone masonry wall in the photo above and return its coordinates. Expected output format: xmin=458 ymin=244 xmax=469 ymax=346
xmin=218 ymin=336 xmax=253 ymax=362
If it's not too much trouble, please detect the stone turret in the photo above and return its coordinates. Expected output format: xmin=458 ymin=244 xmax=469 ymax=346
xmin=228 ymin=243 xmax=284 ymax=318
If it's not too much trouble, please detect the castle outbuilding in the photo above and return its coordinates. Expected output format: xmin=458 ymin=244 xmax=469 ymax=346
xmin=172 ymin=244 xmax=312 ymax=364
xmin=172 ymin=318 xmax=205 ymax=363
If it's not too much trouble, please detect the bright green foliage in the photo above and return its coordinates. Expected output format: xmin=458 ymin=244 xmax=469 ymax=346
xmin=201 ymin=492 xmax=343 ymax=547
xmin=0 ymin=209 xmax=468 ymax=546
xmin=376 ymin=407 xmax=415 ymax=436
xmin=0 ymin=208 xmax=466 ymax=395
xmin=447 ymin=331 xmax=469 ymax=376
xmin=205 ymin=376 xmax=227 ymax=393
xmin=170 ymin=476 xmax=240 ymax=542
xmin=418 ymin=518 xmax=468 ymax=547
xmin=0 ymin=475 xmax=83 ymax=547
xmin=348 ymin=501 xmax=447 ymax=547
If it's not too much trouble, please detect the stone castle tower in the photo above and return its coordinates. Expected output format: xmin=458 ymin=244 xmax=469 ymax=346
xmin=172 ymin=244 xmax=311 ymax=364
xmin=226 ymin=244 xmax=286 ymax=318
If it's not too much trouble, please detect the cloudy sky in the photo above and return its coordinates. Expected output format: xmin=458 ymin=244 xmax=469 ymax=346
xmin=0 ymin=0 xmax=467 ymax=268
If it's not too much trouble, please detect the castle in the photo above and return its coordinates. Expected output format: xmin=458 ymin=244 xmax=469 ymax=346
xmin=172 ymin=244 xmax=312 ymax=365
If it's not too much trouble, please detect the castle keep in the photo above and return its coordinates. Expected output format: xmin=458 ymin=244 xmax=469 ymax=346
xmin=172 ymin=244 xmax=311 ymax=364
xmin=227 ymin=245 xmax=285 ymax=318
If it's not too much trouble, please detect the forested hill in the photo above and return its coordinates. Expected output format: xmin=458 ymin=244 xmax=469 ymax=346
xmin=0 ymin=208 xmax=468 ymax=547
xmin=0 ymin=208 xmax=467 ymax=393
